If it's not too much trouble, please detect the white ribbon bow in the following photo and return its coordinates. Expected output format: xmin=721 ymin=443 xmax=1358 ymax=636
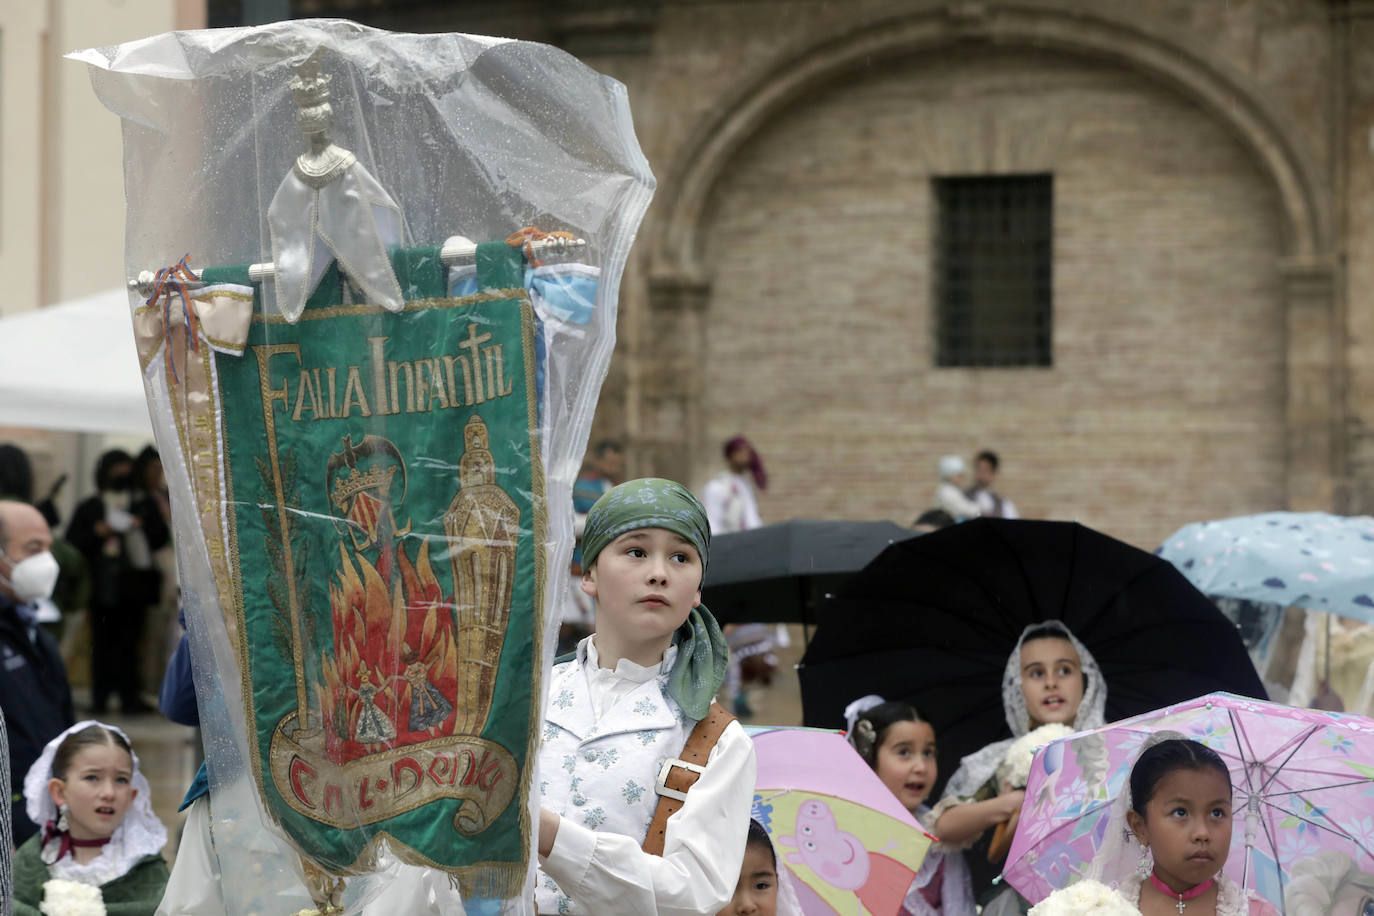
xmin=268 ymin=159 xmax=406 ymax=322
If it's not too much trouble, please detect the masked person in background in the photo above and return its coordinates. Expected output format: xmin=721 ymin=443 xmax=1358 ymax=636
xmin=0 ymin=500 xmax=75 ymax=844
xmin=0 ymin=443 xmax=89 ymax=644
xmin=66 ymin=451 xmax=155 ymax=715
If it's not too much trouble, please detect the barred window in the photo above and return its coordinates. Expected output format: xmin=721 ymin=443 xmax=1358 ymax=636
xmin=934 ymin=174 xmax=1053 ymax=367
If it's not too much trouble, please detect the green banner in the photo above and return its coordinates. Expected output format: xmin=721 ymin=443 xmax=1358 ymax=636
xmin=201 ymin=243 xmax=543 ymax=890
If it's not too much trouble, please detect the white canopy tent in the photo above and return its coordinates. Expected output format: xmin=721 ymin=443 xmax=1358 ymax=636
xmin=0 ymin=288 xmax=153 ymax=436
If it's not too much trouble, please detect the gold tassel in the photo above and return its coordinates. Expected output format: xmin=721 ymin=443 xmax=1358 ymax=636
xmin=297 ymin=858 xmax=346 ymax=916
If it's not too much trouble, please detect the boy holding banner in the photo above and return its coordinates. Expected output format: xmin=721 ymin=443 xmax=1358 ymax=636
xmin=535 ymin=478 xmax=755 ymax=915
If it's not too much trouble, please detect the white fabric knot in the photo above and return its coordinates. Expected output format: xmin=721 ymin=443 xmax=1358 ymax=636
xmin=268 ymin=162 xmax=406 ymax=322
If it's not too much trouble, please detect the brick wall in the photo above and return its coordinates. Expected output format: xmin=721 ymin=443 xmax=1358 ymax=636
xmin=1343 ymin=11 xmax=1374 ymax=515
xmin=691 ymin=48 xmax=1287 ymax=550
xmin=101 ymin=0 xmax=1373 ymax=541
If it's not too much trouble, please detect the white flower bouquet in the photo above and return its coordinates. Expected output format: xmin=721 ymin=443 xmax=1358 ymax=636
xmin=999 ymin=722 xmax=1074 ymax=789
xmin=1028 ymin=880 xmax=1141 ymax=916
xmin=40 ymin=879 xmax=107 ymax=916
xmin=988 ymin=722 xmax=1075 ymax=864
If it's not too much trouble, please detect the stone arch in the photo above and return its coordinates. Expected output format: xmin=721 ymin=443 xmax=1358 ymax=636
xmin=652 ymin=2 xmax=1324 ymax=278
xmin=644 ymin=2 xmax=1337 ymax=510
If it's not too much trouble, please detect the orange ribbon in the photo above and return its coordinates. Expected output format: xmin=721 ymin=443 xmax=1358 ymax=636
xmin=145 ymin=254 xmax=200 ymax=381
xmin=505 ymin=226 xmax=577 ymax=268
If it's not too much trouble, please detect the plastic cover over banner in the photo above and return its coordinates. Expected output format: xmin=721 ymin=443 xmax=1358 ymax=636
xmin=70 ymin=19 xmax=653 ymax=914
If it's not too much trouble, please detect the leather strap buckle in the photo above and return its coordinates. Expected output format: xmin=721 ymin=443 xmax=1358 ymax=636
xmin=654 ymin=758 xmax=705 ymax=802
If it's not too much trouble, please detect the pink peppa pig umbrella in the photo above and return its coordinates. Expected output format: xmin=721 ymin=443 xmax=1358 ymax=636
xmin=749 ymin=727 xmax=935 ymax=915
xmin=1002 ymin=692 xmax=1374 ymax=914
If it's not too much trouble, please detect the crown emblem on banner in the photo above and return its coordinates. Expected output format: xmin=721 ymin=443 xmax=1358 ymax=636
xmin=330 ymin=464 xmax=397 ymax=511
xmin=325 ymin=434 xmax=408 ymax=553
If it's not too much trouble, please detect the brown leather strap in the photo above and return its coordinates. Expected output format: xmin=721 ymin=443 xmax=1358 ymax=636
xmin=641 ymin=701 xmax=736 ymax=856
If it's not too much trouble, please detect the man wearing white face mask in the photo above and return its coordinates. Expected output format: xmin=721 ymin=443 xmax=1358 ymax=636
xmin=0 ymin=500 xmax=75 ymax=844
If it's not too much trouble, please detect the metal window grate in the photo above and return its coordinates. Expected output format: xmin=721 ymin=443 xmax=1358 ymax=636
xmin=934 ymin=174 xmax=1053 ymax=367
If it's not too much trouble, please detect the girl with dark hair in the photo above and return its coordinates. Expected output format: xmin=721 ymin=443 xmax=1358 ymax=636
xmin=845 ymin=695 xmax=976 ymax=915
xmin=715 ymin=819 xmax=802 ymax=916
xmin=1032 ymin=737 xmax=1278 ymax=916
xmin=1125 ymin=739 xmax=1275 ymax=916
xmin=13 ymin=721 xmax=168 ymax=915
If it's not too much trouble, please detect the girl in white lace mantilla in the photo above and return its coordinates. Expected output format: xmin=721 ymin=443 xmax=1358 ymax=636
xmin=845 ymin=695 xmax=976 ymax=915
xmin=934 ymin=621 xmax=1108 ymax=913
xmin=14 ymin=721 xmax=169 ymax=916
xmin=1034 ymin=737 xmax=1278 ymax=916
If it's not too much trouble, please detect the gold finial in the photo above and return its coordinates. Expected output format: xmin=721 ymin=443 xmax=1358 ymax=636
xmin=290 ymin=52 xmax=334 ymax=135
xmin=288 ymin=48 xmax=355 ymax=188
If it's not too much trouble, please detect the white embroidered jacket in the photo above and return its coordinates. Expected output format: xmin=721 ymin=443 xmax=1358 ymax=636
xmin=536 ymin=638 xmax=755 ymax=915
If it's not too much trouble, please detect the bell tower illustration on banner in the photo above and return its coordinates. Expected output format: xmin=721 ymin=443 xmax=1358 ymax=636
xmin=444 ymin=414 xmax=520 ymax=735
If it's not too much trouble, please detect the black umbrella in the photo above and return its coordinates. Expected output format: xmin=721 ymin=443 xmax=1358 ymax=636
xmin=799 ymin=518 xmax=1267 ymax=796
xmin=701 ymin=519 xmax=912 ymax=627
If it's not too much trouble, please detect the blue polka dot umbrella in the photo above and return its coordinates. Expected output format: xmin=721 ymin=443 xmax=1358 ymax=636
xmin=1156 ymin=512 xmax=1374 ymax=624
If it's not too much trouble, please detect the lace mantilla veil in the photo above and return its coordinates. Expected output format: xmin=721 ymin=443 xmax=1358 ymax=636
xmin=943 ymin=620 xmax=1108 ymax=801
xmin=22 ymin=720 xmax=167 ymax=886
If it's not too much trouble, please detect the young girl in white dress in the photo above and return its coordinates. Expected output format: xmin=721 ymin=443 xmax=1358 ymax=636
xmin=845 ymin=696 xmax=976 ymax=915
xmin=1031 ymin=737 xmax=1279 ymax=916
xmin=934 ymin=621 xmax=1108 ymax=913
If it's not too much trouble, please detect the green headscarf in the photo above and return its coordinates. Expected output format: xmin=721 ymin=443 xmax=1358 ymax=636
xmin=580 ymin=478 xmax=727 ymax=720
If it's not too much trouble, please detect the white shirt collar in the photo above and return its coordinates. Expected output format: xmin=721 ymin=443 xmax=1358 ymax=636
xmin=582 ymin=635 xmax=677 ymax=683
xmin=578 ymin=636 xmax=678 ymax=721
